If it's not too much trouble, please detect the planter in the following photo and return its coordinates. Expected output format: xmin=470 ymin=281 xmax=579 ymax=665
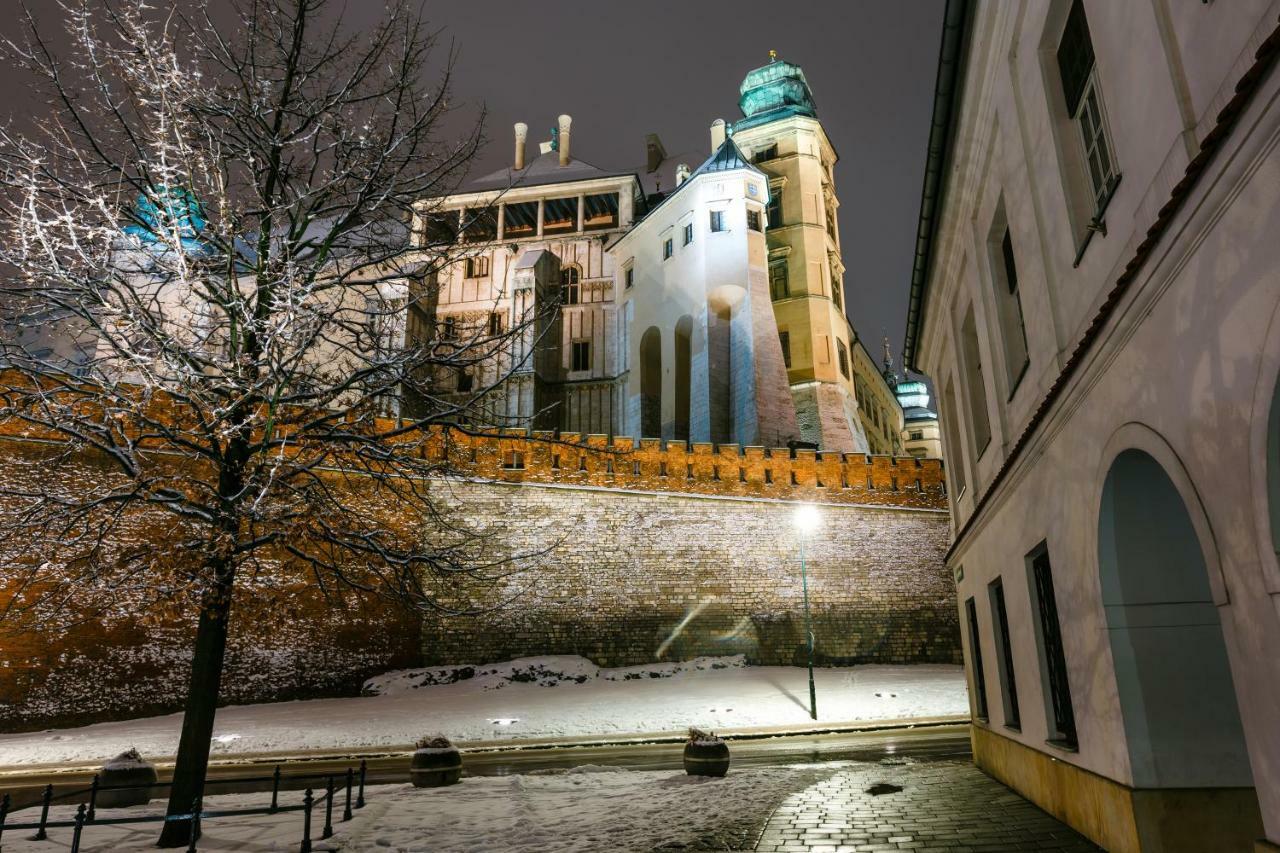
xmin=410 ymin=746 xmax=462 ymax=787
xmin=683 ymin=738 xmax=730 ymax=777
xmin=96 ymin=750 xmax=158 ymax=808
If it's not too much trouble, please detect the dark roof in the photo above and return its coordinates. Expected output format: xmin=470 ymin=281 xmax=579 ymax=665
xmin=903 ymin=407 xmax=938 ymax=422
xmin=627 ymin=137 xmax=765 ymax=227
xmin=460 ymin=150 xmax=633 ymax=194
xmin=902 ymin=0 xmax=972 ymax=371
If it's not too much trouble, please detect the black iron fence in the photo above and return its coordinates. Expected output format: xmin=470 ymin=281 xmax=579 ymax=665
xmin=0 ymin=760 xmax=368 ymax=853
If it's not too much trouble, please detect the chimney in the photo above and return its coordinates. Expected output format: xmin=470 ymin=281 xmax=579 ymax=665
xmin=513 ymin=122 xmax=528 ymax=170
xmin=710 ymin=119 xmax=726 ymax=153
xmin=675 ymin=163 xmax=690 ymax=186
xmin=645 ymin=133 xmax=667 ymax=173
xmin=558 ymin=114 xmax=572 ymax=166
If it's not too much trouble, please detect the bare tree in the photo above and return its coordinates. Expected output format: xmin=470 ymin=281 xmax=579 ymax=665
xmin=0 ymin=0 xmax=546 ymax=844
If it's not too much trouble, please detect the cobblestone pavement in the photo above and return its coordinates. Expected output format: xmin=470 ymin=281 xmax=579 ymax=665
xmin=752 ymin=758 xmax=1101 ymax=852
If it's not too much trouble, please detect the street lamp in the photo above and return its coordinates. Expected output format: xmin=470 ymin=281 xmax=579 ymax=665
xmin=793 ymin=504 xmax=821 ymax=721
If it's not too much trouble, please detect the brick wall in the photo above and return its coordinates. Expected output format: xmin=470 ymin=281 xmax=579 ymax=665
xmin=0 ymin=428 xmax=955 ymax=732
xmin=421 ymin=480 xmax=959 ymax=668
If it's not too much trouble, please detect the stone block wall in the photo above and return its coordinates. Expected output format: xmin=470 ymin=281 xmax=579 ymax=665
xmin=421 ymin=480 xmax=959 ymax=668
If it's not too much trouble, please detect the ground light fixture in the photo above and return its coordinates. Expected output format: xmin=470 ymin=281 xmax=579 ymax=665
xmin=792 ymin=503 xmax=821 ymax=720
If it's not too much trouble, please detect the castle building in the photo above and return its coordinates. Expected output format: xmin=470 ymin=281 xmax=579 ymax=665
xmin=881 ymin=340 xmax=940 ymax=460
xmin=906 ymin=1 xmax=1280 ymax=849
xmin=416 ymin=56 xmax=893 ymax=453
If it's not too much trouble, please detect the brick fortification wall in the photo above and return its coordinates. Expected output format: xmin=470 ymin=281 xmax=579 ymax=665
xmin=423 ymin=479 xmax=959 ymax=668
xmin=0 ymin=428 xmax=955 ymax=732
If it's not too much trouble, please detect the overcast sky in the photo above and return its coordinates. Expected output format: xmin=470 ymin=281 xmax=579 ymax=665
xmin=0 ymin=0 xmax=945 ymax=371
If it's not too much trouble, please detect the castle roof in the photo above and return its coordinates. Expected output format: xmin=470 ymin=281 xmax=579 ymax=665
xmin=460 ymin=149 xmax=633 ymax=194
xmin=620 ymin=136 xmax=766 ymax=233
xmin=733 ymin=54 xmax=819 ymax=132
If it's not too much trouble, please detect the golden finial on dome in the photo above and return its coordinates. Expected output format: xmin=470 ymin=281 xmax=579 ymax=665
xmin=768 ymin=49 xmax=777 ymax=62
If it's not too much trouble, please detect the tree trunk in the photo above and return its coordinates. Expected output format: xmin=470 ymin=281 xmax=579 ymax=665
xmin=157 ymin=576 xmax=234 ymax=847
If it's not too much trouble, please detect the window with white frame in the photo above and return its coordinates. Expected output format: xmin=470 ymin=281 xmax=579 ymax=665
xmin=1057 ymin=0 xmax=1118 ymax=215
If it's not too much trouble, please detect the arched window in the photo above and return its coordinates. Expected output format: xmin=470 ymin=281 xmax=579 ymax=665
xmin=561 ymin=265 xmax=581 ymax=305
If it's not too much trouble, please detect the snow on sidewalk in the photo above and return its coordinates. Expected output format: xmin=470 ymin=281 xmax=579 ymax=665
xmin=0 ymin=766 xmax=841 ymax=852
xmin=0 ymin=656 xmax=968 ymax=767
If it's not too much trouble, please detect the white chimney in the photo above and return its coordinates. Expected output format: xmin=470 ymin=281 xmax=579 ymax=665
xmin=676 ymin=163 xmax=690 ymax=186
xmin=558 ymin=114 xmax=572 ymax=166
xmin=514 ymin=122 xmax=528 ymax=170
xmin=710 ymin=119 xmax=726 ymax=153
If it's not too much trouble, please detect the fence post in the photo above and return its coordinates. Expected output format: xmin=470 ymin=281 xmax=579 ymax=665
xmin=299 ymin=788 xmax=313 ymax=853
xmin=343 ymin=768 xmax=353 ymax=822
xmin=33 ymin=783 xmax=52 ymax=840
xmin=321 ymin=776 xmax=334 ymax=840
xmin=88 ymin=774 xmax=99 ymax=822
xmin=188 ymin=794 xmax=202 ymax=851
xmin=270 ymin=764 xmax=281 ymax=813
xmin=70 ymin=803 xmax=86 ymax=853
xmin=357 ymin=760 xmax=366 ymax=809
xmin=186 ymin=788 xmax=202 ymax=850
xmin=1 ymin=792 xmax=10 ymax=847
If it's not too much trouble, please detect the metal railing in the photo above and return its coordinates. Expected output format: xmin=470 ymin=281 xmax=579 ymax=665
xmin=0 ymin=759 xmax=368 ymax=853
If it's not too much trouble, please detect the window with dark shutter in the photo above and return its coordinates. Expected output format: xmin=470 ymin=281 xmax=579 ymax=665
xmin=1056 ymin=0 xmax=1095 ymax=117
xmin=709 ymin=210 xmax=725 ymax=232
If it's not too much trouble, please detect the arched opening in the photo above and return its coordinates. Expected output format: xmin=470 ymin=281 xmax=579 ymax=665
xmin=707 ymin=299 xmax=732 ymax=444
xmin=640 ymin=326 xmax=662 ymax=438
xmin=673 ymin=316 xmax=693 ymax=442
xmin=1098 ymin=449 xmax=1252 ymax=788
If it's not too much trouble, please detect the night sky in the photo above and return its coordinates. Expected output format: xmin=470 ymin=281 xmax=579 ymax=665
xmin=0 ymin=0 xmax=945 ymax=370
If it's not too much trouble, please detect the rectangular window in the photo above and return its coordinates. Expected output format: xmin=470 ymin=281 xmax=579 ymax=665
xmin=1030 ymin=548 xmax=1078 ymax=748
xmin=488 ymin=312 xmax=504 ymax=336
xmin=990 ymin=578 xmax=1021 ymax=730
xmin=994 ymin=226 xmax=1030 ymax=388
xmin=779 ymin=330 xmax=791 ymax=368
xmin=832 ymin=275 xmax=843 ymax=311
xmin=1057 ymin=0 xmax=1118 ymax=215
xmin=909 ymin=430 xmax=924 ymax=441
xmin=662 ymin=238 xmax=673 ymax=260
xmin=837 ymin=339 xmax=850 ymax=379
xmin=965 ymin=596 xmax=989 ymax=721
xmin=683 ymin=223 xmax=694 ymax=246
xmin=959 ymin=305 xmax=993 ymax=456
xmin=747 ymin=209 xmax=762 ymax=232
xmin=572 ymin=340 xmax=591 ymax=372
xmin=769 ymin=262 xmax=789 ymax=301
xmin=767 ymin=191 xmax=782 ymax=228
xmin=464 ymin=255 xmax=490 ymax=278
xmin=441 ymin=316 xmax=456 ymax=340
xmin=709 ymin=210 xmax=725 ymax=232
xmin=455 ymin=368 xmax=472 ymax=392
xmin=502 ymin=450 xmax=525 ymax=470
xmin=752 ymin=144 xmax=778 ymax=164
xmin=624 ymin=266 xmax=635 ymax=289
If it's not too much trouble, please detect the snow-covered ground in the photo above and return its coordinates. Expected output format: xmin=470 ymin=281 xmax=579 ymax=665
xmin=0 ymin=766 xmax=845 ymax=852
xmin=0 ymin=657 xmax=967 ymax=768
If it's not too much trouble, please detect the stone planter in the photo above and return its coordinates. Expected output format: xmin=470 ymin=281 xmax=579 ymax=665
xmin=683 ymin=737 xmax=730 ymax=777
xmin=96 ymin=750 xmax=158 ymax=808
xmin=410 ymin=743 xmax=462 ymax=788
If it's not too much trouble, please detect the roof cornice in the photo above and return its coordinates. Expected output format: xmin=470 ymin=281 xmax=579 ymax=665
xmin=902 ymin=0 xmax=973 ymax=372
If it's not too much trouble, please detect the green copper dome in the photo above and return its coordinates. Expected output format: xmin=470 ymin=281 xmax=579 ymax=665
xmin=734 ymin=54 xmax=818 ymax=131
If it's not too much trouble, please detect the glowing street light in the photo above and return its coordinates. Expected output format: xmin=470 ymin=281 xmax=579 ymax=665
xmin=793 ymin=504 xmax=821 ymax=720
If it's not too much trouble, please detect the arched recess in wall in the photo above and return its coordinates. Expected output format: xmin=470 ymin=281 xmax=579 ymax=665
xmin=674 ymin=316 xmax=693 ymax=442
xmin=640 ymin=326 xmax=662 ymax=438
xmin=1253 ymin=295 xmax=1280 ymax=592
xmin=1097 ymin=446 xmax=1253 ymax=789
xmin=707 ymin=287 xmax=741 ymax=445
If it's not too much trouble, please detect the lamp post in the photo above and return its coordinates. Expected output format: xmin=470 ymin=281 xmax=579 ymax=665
xmin=793 ymin=504 xmax=821 ymax=721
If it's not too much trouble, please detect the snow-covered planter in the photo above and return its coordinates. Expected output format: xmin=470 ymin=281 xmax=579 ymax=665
xmin=683 ymin=728 xmax=729 ymax=778
xmin=96 ymin=749 xmax=158 ymax=808
xmin=410 ymin=735 xmax=462 ymax=787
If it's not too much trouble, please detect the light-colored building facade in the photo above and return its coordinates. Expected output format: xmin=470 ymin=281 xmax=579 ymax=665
xmin=419 ymin=58 xmax=886 ymax=453
xmin=905 ymin=1 xmax=1280 ymax=850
